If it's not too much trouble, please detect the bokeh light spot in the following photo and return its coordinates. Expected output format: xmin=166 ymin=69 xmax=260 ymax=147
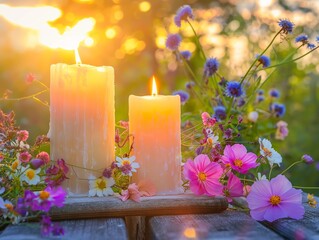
xmin=139 ymin=1 xmax=151 ymax=12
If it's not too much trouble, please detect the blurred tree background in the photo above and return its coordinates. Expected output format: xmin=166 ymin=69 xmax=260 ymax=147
xmin=0 ymin=0 xmax=318 ymax=193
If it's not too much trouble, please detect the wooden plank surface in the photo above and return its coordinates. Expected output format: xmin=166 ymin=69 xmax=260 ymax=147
xmin=148 ymin=210 xmax=284 ymax=240
xmin=50 ymin=194 xmax=228 ymax=220
xmin=0 ymin=218 xmax=127 ymax=240
xmin=261 ymin=194 xmax=319 ymax=239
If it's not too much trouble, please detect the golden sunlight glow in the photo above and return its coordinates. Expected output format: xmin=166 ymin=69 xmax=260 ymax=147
xmin=84 ymin=37 xmax=94 ymax=47
xmin=105 ymin=27 xmax=117 ymax=39
xmin=183 ymin=228 xmax=197 ymax=238
xmin=139 ymin=1 xmax=151 ymax=12
xmin=0 ymin=4 xmax=95 ymax=50
xmin=152 ymin=76 xmax=157 ymax=96
xmin=75 ymin=48 xmax=82 ymax=65
xmin=258 ymin=0 xmax=273 ymax=8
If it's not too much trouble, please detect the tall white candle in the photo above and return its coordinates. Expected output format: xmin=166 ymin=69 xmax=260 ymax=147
xmin=50 ymin=62 xmax=114 ymax=195
xmin=129 ymin=78 xmax=182 ymax=195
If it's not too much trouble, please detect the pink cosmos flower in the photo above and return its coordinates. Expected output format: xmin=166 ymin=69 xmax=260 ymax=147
xmin=247 ymin=174 xmax=305 ymax=222
xmin=223 ymin=173 xmax=244 ymax=202
xmin=32 ymin=186 xmax=67 ymax=212
xmin=201 ymin=112 xmax=216 ymax=127
xmin=19 ymin=151 xmax=32 ymax=163
xmin=183 ymin=154 xmax=223 ymax=196
xmin=275 ymin=121 xmax=289 ymax=140
xmin=36 ymin=151 xmax=50 ymax=164
xmin=17 ymin=130 xmax=29 ymax=142
xmin=221 ymin=144 xmax=259 ymax=174
xmin=119 ymin=181 xmax=156 ymax=202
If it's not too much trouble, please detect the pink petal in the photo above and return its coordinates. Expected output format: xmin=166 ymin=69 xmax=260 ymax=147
xmin=242 ymin=152 xmax=258 ymax=164
xmin=247 ymin=192 xmax=270 ymax=209
xmin=189 ymin=181 xmax=205 ymax=195
xmin=223 ymin=145 xmax=236 ymax=161
xmin=221 ymin=155 xmax=230 ymax=164
xmin=204 ymin=179 xmax=223 ymax=196
xmin=120 ymin=190 xmax=129 ymax=201
xmin=205 ymin=162 xmax=223 ymax=179
xmin=270 ymin=175 xmax=292 ymax=196
xmin=231 ymin=144 xmax=247 ymax=159
xmin=281 ymin=188 xmax=303 ymax=203
xmin=282 ymin=203 xmax=305 ymax=220
xmin=183 ymin=159 xmax=197 ymax=180
xmin=250 ymin=205 xmax=269 ymax=221
xmin=194 ymin=154 xmax=210 ymax=172
xmin=227 ymin=174 xmax=243 ymax=197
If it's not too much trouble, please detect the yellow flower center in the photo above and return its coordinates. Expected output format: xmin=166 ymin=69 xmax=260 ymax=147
xmin=198 ymin=172 xmax=207 ymax=182
xmin=122 ymin=160 xmax=130 ymax=166
xmin=270 ymin=195 xmax=281 ymax=206
xmin=234 ymin=159 xmax=243 ymax=168
xmin=96 ymin=178 xmax=107 ymax=190
xmin=26 ymin=169 xmax=35 ymax=180
xmin=39 ymin=191 xmax=50 ymax=200
xmin=11 ymin=161 xmax=18 ymax=170
xmin=5 ymin=203 xmax=13 ymax=211
xmin=262 ymin=147 xmax=272 ymax=157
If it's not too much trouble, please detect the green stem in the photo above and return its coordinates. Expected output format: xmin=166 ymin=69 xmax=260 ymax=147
xmin=268 ymin=165 xmax=273 ymax=179
xmin=280 ymin=160 xmax=303 ymax=175
xmin=238 ymin=178 xmax=255 ymax=183
xmin=240 ymin=29 xmax=282 ymax=85
xmin=293 ymin=186 xmax=319 ymax=190
xmin=187 ymin=19 xmax=207 ymax=61
xmin=0 ymin=89 xmax=48 ymax=101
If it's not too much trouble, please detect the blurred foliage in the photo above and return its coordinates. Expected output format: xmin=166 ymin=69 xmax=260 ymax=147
xmin=0 ymin=0 xmax=318 ymax=193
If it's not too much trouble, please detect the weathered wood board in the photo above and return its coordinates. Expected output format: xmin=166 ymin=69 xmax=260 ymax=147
xmin=261 ymin=194 xmax=319 ymax=239
xmin=50 ymin=194 xmax=228 ymax=220
xmin=148 ymin=210 xmax=284 ymax=240
xmin=0 ymin=218 xmax=128 ymax=240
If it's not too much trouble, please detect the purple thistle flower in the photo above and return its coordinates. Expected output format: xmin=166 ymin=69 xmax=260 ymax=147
xmin=213 ymin=106 xmax=226 ymax=121
xmin=278 ymin=19 xmax=294 ymax=34
xmin=166 ymin=34 xmax=181 ymax=51
xmin=225 ymin=81 xmax=244 ymax=98
xmin=103 ymin=167 xmax=113 ymax=178
xmin=174 ymin=5 xmax=194 ymax=27
xmin=247 ymin=174 xmax=304 ymax=222
xmin=173 ymin=90 xmax=190 ymax=104
xmin=270 ymin=103 xmax=286 ymax=117
xmin=295 ymin=34 xmax=308 ymax=44
xmin=307 ymin=43 xmax=316 ymax=49
xmin=185 ymin=81 xmax=195 ymax=90
xmin=269 ymin=88 xmax=280 ymax=98
xmin=180 ymin=50 xmax=192 ymax=60
xmin=204 ymin=58 xmax=219 ymax=78
xmin=256 ymin=55 xmax=271 ymax=68
xmin=302 ymin=154 xmax=314 ymax=164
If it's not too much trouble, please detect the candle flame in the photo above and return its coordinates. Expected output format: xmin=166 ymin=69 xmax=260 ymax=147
xmin=183 ymin=228 xmax=196 ymax=238
xmin=152 ymin=76 xmax=157 ymax=96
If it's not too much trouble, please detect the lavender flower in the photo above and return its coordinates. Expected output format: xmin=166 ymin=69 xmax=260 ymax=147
xmin=166 ymin=34 xmax=181 ymax=51
xmin=278 ymin=19 xmax=294 ymax=34
xmin=302 ymin=154 xmax=314 ymax=164
xmin=204 ymin=58 xmax=219 ymax=78
xmin=174 ymin=5 xmax=194 ymax=27
xmin=213 ymin=106 xmax=226 ymax=121
xmin=173 ymin=90 xmax=190 ymax=104
xmin=180 ymin=50 xmax=192 ymax=60
xmin=256 ymin=55 xmax=271 ymax=68
xmin=225 ymin=81 xmax=244 ymax=98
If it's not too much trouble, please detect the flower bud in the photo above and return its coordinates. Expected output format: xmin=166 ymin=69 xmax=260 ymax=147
xmin=30 ymin=158 xmax=44 ymax=169
xmin=302 ymin=154 xmax=314 ymax=164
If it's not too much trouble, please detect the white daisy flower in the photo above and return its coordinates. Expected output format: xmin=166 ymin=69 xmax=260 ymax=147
xmin=116 ymin=156 xmax=140 ymax=176
xmin=20 ymin=166 xmax=41 ymax=185
xmin=88 ymin=177 xmax=114 ymax=197
xmin=11 ymin=140 xmax=30 ymax=149
xmin=259 ymin=138 xmax=282 ymax=166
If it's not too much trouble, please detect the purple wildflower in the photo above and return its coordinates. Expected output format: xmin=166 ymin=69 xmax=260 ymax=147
xmin=204 ymin=58 xmax=219 ymax=78
xmin=166 ymin=34 xmax=181 ymax=51
xmin=270 ymin=103 xmax=286 ymax=117
xmin=269 ymin=88 xmax=280 ymax=98
xmin=307 ymin=43 xmax=315 ymax=49
xmin=258 ymin=89 xmax=264 ymax=95
xmin=247 ymin=174 xmax=304 ymax=222
xmin=302 ymin=154 xmax=314 ymax=164
xmin=196 ymin=146 xmax=204 ymax=155
xmin=185 ymin=81 xmax=195 ymax=90
xmin=213 ymin=106 xmax=226 ymax=121
xmin=173 ymin=90 xmax=190 ymax=104
xmin=256 ymin=55 xmax=271 ymax=68
xmin=295 ymin=34 xmax=309 ymax=44
xmin=40 ymin=215 xmax=52 ymax=237
xmin=256 ymin=95 xmax=265 ymax=103
xmin=224 ymin=128 xmax=233 ymax=139
xmin=32 ymin=186 xmax=67 ymax=212
xmin=278 ymin=19 xmax=294 ymax=34
xmin=174 ymin=5 xmax=194 ymax=27
xmin=180 ymin=50 xmax=192 ymax=60
xmin=103 ymin=167 xmax=113 ymax=178
xmin=52 ymin=223 xmax=65 ymax=236
xmin=316 ymin=36 xmax=319 ymax=43
xmin=225 ymin=81 xmax=244 ymax=98
xmin=45 ymin=159 xmax=69 ymax=187
xmin=237 ymin=98 xmax=245 ymax=107
xmin=30 ymin=158 xmax=45 ymax=170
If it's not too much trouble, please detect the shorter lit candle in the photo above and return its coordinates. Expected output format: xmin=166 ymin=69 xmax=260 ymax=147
xmin=129 ymin=77 xmax=182 ymax=195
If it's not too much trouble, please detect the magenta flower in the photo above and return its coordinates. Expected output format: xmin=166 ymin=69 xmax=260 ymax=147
xmin=19 ymin=151 xmax=32 ymax=163
xmin=45 ymin=159 xmax=69 ymax=186
xmin=17 ymin=130 xmax=29 ymax=142
xmin=247 ymin=174 xmax=305 ymax=222
xmin=221 ymin=144 xmax=259 ymax=174
xmin=223 ymin=173 xmax=244 ymax=202
xmin=201 ymin=112 xmax=216 ymax=127
xmin=36 ymin=151 xmax=50 ymax=164
xmin=183 ymin=154 xmax=223 ymax=196
xmin=32 ymin=186 xmax=67 ymax=212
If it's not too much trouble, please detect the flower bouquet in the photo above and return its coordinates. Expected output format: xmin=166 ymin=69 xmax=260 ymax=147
xmin=165 ymin=5 xmax=318 ymax=222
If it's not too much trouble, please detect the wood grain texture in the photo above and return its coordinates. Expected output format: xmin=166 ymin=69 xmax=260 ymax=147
xmin=261 ymin=194 xmax=319 ymax=240
xmin=148 ymin=210 xmax=284 ymax=240
xmin=0 ymin=218 xmax=127 ymax=240
xmin=50 ymin=194 xmax=228 ymax=220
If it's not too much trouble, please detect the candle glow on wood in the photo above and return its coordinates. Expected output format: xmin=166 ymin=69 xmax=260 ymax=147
xmin=129 ymin=77 xmax=182 ymax=195
xmin=50 ymin=48 xmax=114 ymax=195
